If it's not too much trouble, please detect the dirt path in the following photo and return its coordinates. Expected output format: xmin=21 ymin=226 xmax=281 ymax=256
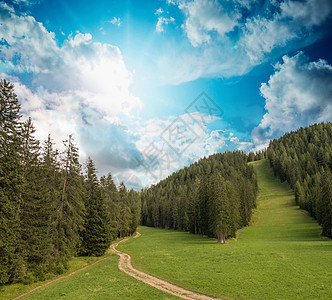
xmin=110 ymin=232 xmax=220 ymax=300
xmin=13 ymin=257 xmax=109 ymax=300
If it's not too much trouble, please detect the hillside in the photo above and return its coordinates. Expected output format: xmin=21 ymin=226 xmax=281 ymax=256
xmin=5 ymin=159 xmax=331 ymax=299
xmin=141 ymin=151 xmax=258 ymax=243
xmin=267 ymin=122 xmax=332 ymax=237
xmin=120 ymin=160 xmax=332 ymax=299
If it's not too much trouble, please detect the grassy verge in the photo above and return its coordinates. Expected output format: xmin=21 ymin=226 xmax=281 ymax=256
xmin=1 ymin=245 xmax=177 ymax=299
xmin=119 ymin=160 xmax=332 ymax=299
xmin=0 ymin=256 xmax=104 ymax=300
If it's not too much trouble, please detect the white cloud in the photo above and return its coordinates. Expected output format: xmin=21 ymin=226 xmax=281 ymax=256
xmin=233 ymin=0 xmax=257 ymax=9
xmin=280 ymin=0 xmax=332 ymax=27
xmin=11 ymin=0 xmax=40 ymax=6
xmin=0 ymin=5 xmax=144 ymax=180
xmin=109 ymin=17 xmax=121 ymax=26
xmin=242 ymin=0 xmax=332 ymax=63
xmin=0 ymin=5 xmax=142 ymax=119
xmin=155 ymin=0 xmax=332 ymax=84
xmin=155 ymin=8 xmax=164 ymax=15
xmin=0 ymin=7 xmax=60 ymax=73
xmin=67 ymin=32 xmax=92 ymax=47
xmin=242 ymin=16 xmax=297 ymax=63
xmin=252 ymin=52 xmax=332 ymax=150
xmin=166 ymin=0 xmax=176 ymax=5
xmin=179 ymin=0 xmax=240 ymax=47
xmin=156 ymin=16 xmax=175 ymax=33
xmin=134 ymin=112 xmax=250 ymax=185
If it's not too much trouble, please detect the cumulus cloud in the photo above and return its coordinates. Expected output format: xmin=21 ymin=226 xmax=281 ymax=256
xmin=0 ymin=5 xmax=142 ymax=117
xmin=0 ymin=4 xmax=144 ymax=182
xmin=179 ymin=0 xmax=240 ymax=47
xmin=252 ymin=52 xmax=332 ymax=150
xmin=156 ymin=16 xmax=175 ymax=33
xmin=156 ymin=0 xmax=332 ymax=84
xmin=0 ymin=6 xmax=60 ymax=73
xmin=242 ymin=0 xmax=332 ymax=63
xmin=280 ymin=0 xmax=332 ymax=27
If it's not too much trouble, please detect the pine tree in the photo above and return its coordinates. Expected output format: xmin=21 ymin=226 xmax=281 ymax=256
xmin=80 ymin=157 xmax=111 ymax=256
xmin=118 ymin=182 xmax=131 ymax=238
xmin=41 ymin=135 xmax=62 ymax=270
xmin=20 ymin=118 xmax=52 ymax=280
xmin=100 ymin=173 xmax=119 ymax=241
xmin=0 ymin=80 xmax=24 ymax=283
xmin=318 ymin=171 xmax=332 ymax=238
xmin=56 ymin=135 xmax=84 ymax=267
xmin=128 ymin=189 xmax=141 ymax=235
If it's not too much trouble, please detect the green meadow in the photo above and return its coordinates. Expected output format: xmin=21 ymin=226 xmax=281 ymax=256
xmin=119 ymin=160 xmax=332 ymax=299
xmin=0 ymin=251 xmax=177 ymax=300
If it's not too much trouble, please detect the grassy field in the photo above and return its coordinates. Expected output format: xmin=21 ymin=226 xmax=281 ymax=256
xmin=119 ymin=160 xmax=332 ymax=299
xmin=0 ymin=248 xmax=177 ymax=300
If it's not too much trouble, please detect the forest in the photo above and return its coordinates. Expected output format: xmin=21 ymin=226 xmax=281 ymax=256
xmin=267 ymin=122 xmax=332 ymax=238
xmin=0 ymin=80 xmax=141 ymax=284
xmin=141 ymin=151 xmax=258 ymax=243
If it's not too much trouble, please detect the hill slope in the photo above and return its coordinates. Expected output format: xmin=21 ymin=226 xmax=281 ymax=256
xmin=7 ymin=160 xmax=331 ymax=299
xmin=267 ymin=122 xmax=332 ymax=237
xmin=120 ymin=160 xmax=332 ymax=299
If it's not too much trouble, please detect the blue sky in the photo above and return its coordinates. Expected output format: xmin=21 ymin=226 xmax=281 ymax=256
xmin=1 ymin=0 xmax=332 ymax=188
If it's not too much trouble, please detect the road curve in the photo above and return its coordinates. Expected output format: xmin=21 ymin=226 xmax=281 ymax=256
xmin=110 ymin=232 xmax=221 ymax=300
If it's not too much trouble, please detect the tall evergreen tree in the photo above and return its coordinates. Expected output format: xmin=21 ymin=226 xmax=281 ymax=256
xmin=0 ymin=80 xmax=24 ymax=283
xmin=55 ymin=135 xmax=84 ymax=267
xmin=20 ymin=118 xmax=52 ymax=280
xmin=118 ymin=182 xmax=131 ymax=238
xmin=41 ymin=135 xmax=62 ymax=270
xmin=80 ymin=157 xmax=111 ymax=256
xmin=100 ymin=173 xmax=119 ymax=241
xmin=318 ymin=171 xmax=332 ymax=237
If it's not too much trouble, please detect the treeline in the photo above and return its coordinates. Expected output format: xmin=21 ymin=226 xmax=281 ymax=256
xmin=267 ymin=122 xmax=332 ymax=238
xmin=247 ymin=149 xmax=267 ymax=162
xmin=141 ymin=151 xmax=258 ymax=243
xmin=0 ymin=80 xmax=140 ymax=284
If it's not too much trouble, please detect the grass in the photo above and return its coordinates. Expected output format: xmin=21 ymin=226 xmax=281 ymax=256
xmin=119 ymin=160 xmax=332 ymax=299
xmin=0 ymin=256 xmax=104 ymax=300
xmin=1 ymin=247 xmax=177 ymax=299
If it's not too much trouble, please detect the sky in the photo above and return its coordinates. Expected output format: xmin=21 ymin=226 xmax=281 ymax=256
xmin=1 ymin=0 xmax=332 ymax=189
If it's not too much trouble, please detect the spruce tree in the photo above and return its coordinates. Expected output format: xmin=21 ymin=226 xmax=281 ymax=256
xmin=318 ymin=171 xmax=332 ymax=238
xmin=20 ymin=118 xmax=52 ymax=280
xmin=56 ymin=135 xmax=84 ymax=267
xmin=81 ymin=157 xmax=111 ymax=256
xmin=41 ymin=135 xmax=62 ymax=270
xmin=0 ymin=80 xmax=24 ymax=283
xmin=100 ymin=173 xmax=119 ymax=240
xmin=118 ymin=182 xmax=131 ymax=238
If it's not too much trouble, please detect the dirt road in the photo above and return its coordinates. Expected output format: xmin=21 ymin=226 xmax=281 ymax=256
xmin=110 ymin=232 xmax=220 ymax=300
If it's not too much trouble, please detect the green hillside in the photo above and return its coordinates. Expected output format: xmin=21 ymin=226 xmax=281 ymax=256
xmin=5 ymin=159 xmax=331 ymax=299
xmin=120 ymin=160 xmax=332 ymax=299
